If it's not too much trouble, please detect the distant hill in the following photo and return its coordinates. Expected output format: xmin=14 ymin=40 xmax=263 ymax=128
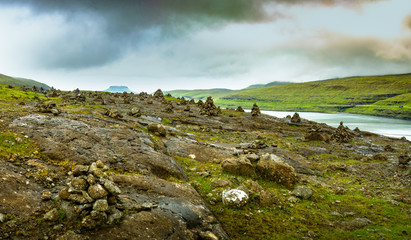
xmin=0 ymin=73 xmax=50 ymax=89
xmin=216 ymin=73 xmax=411 ymax=119
xmin=244 ymin=81 xmax=291 ymax=90
xmin=104 ymin=86 xmax=134 ymax=93
xmin=165 ymin=81 xmax=291 ymax=99
xmin=164 ymin=88 xmax=232 ymax=100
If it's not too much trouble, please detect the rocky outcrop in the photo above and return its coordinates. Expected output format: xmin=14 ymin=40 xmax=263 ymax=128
xmin=10 ymin=114 xmax=186 ymax=180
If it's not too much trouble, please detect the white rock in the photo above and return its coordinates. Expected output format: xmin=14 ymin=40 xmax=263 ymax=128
xmin=222 ymin=189 xmax=249 ymax=207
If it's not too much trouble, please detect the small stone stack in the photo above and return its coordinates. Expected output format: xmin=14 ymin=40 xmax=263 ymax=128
xmin=251 ymin=103 xmax=260 ymax=117
xmin=331 ymin=121 xmax=353 ymax=143
xmin=291 ymin=113 xmax=301 ymax=123
xmin=200 ymin=97 xmax=220 ymax=116
xmin=236 ymin=106 xmax=245 ymax=112
xmin=153 ymin=89 xmax=164 ymax=100
xmin=57 ymin=161 xmax=123 ymax=228
xmin=35 ymin=101 xmax=61 ymax=116
xmin=180 ymin=97 xmax=188 ymax=105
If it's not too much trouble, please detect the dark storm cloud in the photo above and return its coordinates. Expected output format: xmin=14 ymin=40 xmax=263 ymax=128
xmin=0 ymin=0 xmax=386 ymax=70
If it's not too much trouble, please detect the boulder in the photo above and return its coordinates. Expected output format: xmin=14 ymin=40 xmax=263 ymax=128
xmin=292 ymin=186 xmax=313 ymax=200
xmin=222 ymin=189 xmax=249 ymax=207
xmin=221 ymin=157 xmax=256 ymax=178
xmin=128 ymin=108 xmax=142 ymax=117
xmin=147 ymin=122 xmax=167 ymax=137
xmin=305 ymin=132 xmax=329 ymax=142
xmin=259 ymin=190 xmax=281 ymax=206
xmin=256 ymin=154 xmax=296 ymax=189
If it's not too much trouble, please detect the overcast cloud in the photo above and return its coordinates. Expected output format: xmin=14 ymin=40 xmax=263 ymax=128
xmin=0 ymin=0 xmax=410 ymax=92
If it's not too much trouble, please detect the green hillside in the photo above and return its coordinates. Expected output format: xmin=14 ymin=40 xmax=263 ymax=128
xmin=215 ymin=73 xmax=411 ymax=119
xmin=0 ymin=73 xmax=50 ymax=89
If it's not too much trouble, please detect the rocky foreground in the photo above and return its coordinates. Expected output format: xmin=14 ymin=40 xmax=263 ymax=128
xmin=0 ymin=86 xmax=409 ymax=239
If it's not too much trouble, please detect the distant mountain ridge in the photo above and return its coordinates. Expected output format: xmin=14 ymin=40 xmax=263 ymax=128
xmin=104 ymin=86 xmax=134 ymax=93
xmin=0 ymin=73 xmax=50 ymax=89
xmin=165 ymin=81 xmax=291 ymax=99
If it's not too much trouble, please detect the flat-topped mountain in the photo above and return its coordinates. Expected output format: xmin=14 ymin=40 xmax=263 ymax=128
xmin=104 ymin=85 xmax=134 ymax=93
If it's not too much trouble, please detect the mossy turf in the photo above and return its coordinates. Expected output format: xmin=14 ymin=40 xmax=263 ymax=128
xmin=173 ymin=125 xmax=410 ymax=240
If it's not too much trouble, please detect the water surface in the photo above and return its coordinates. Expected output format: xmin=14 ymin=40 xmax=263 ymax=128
xmin=261 ymin=110 xmax=411 ymax=140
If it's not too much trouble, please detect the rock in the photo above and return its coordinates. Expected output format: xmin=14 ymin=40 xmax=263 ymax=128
xmin=104 ymin=108 xmax=123 ymax=119
xmin=199 ymin=231 xmax=219 ymax=240
xmin=292 ymin=186 xmax=313 ymax=200
xmin=291 ymin=113 xmax=301 ymax=123
xmin=251 ymin=103 xmax=261 ymax=117
xmin=211 ymin=179 xmax=233 ymax=188
xmin=107 ymin=207 xmax=123 ymax=224
xmin=59 ymin=187 xmax=71 ymax=200
xmin=305 ymin=132 xmax=329 ymax=142
xmin=288 ymin=196 xmax=299 ymax=203
xmin=72 ymin=165 xmax=89 ymax=176
xmin=56 ymin=230 xmax=85 ymax=240
xmin=246 ymin=153 xmax=260 ymax=162
xmin=100 ymin=178 xmax=122 ymax=195
xmin=221 ymin=157 xmax=256 ymax=178
xmin=44 ymin=208 xmax=60 ymax=221
xmin=71 ymin=177 xmax=88 ymax=191
xmin=93 ymin=199 xmax=109 ymax=212
xmin=343 ymin=217 xmax=374 ymax=230
xmin=244 ymin=180 xmax=263 ymax=193
xmin=147 ymin=122 xmax=167 ymax=137
xmin=88 ymin=184 xmax=108 ymax=199
xmin=96 ymin=160 xmax=105 ymax=168
xmin=259 ymin=190 xmax=280 ymax=206
xmin=0 ymin=213 xmax=6 ymax=223
xmin=41 ymin=191 xmax=52 ymax=201
xmin=128 ymin=108 xmax=142 ymax=117
xmin=256 ymin=154 xmax=296 ymax=189
xmin=222 ymin=189 xmax=249 ymax=207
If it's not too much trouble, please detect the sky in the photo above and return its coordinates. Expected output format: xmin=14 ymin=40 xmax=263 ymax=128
xmin=1 ymin=0 xmax=411 ymax=92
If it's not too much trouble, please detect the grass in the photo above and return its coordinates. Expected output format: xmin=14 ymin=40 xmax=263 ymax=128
xmin=167 ymin=73 xmax=411 ymax=119
xmin=0 ymin=131 xmax=38 ymax=159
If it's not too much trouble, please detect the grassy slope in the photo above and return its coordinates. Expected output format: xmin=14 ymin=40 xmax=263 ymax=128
xmin=0 ymin=73 xmax=50 ymax=89
xmin=216 ymin=74 xmax=411 ymax=119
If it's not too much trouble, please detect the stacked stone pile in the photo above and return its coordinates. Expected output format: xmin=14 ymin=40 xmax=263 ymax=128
xmin=251 ymin=103 xmax=261 ymax=116
xmin=55 ymin=161 xmax=123 ymax=228
xmin=200 ymin=97 xmax=221 ymax=116
xmin=331 ymin=121 xmax=353 ymax=143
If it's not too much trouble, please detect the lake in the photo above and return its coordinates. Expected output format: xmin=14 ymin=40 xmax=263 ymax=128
xmin=260 ymin=110 xmax=411 ymax=140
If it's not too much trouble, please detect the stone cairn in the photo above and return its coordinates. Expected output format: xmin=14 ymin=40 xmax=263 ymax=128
xmin=153 ymin=89 xmax=164 ymax=100
xmin=291 ymin=113 xmax=301 ymax=123
xmin=57 ymin=161 xmax=123 ymax=228
xmin=36 ymin=101 xmax=61 ymax=116
xmin=236 ymin=106 xmax=245 ymax=112
xmin=331 ymin=121 xmax=353 ymax=143
xmin=251 ymin=103 xmax=261 ymax=117
xmin=200 ymin=96 xmax=221 ymax=116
